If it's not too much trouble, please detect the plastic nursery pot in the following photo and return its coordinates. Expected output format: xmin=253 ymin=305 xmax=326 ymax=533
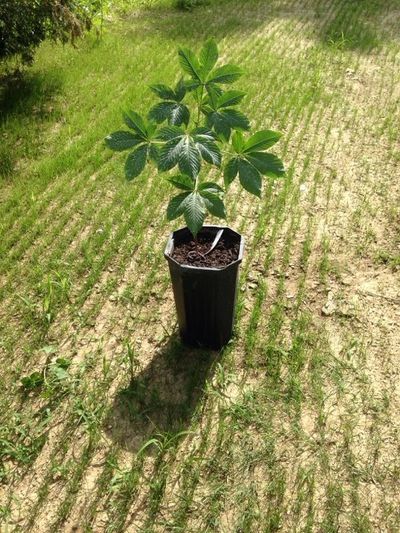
xmin=164 ymin=225 xmax=245 ymax=350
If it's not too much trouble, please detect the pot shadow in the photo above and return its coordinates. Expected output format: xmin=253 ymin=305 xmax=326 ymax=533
xmin=104 ymin=334 xmax=219 ymax=454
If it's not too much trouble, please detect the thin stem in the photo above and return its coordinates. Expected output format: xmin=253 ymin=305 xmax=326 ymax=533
xmin=196 ymin=85 xmax=204 ymax=128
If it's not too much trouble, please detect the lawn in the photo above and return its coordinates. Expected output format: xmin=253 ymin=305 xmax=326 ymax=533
xmin=1 ymin=0 xmax=399 ymax=530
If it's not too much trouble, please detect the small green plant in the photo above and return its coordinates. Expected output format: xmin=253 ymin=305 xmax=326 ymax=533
xmin=106 ymin=40 xmax=285 ymax=238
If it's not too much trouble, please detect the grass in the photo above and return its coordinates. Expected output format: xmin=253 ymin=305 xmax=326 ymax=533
xmin=1 ymin=0 xmax=400 ymax=530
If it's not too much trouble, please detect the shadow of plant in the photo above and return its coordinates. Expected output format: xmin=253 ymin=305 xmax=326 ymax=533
xmin=105 ymin=334 xmax=219 ymax=453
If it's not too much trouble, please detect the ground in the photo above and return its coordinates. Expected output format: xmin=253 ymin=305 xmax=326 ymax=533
xmin=0 ymin=0 xmax=399 ymax=531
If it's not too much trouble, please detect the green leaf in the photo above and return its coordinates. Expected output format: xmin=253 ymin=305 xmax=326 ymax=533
xmin=158 ymin=132 xmax=185 ymax=172
xmin=224 ymin=157 xmax=239 ymax=187
xmin=105 ymin=131 xmax=143 ymax=152
xmin=200 ymin=191 xmax=226 ymax=219
xmin=182 ymin=192 xmax=206 ymax=237
xmin=206 ymin=112 xmax=231 ymax=141
xmin=205 ymin=83 xmax=223 ymax=102
xmin=232 ymin=131 xmax=245 ymax=153
xmin=170 ymin=104 xmax=190 ymax=126
xmin=21 ymin=371 xmax=44 ymax=390
xmin=178 ymin=136 xmax=201 ymax=178
xmin=193 ymin=128 xmax=221 ymax=166
xmin=178 ymin=47 xmax=203 ymax=82
xmin=157 ymin=126 xmax=185 ymax=141
xmin=245 ymin=152 xmax=285 ymax=177
xmin=51 ymin=366 xmax=68 ymax=382
xmin=148 ymin=102 xmax=174 ymax=124
xmin=185 ymin=79 xmax=201 ymax=92
xmin=198 ymin=181 xmax=224 ymax=194
xmin=209 ymin=64 xmax=243 ymax=84
xmin=125 ymin=145 xmax=148 ymax=180
xmin=149 ymin=84 xmax=176 ymax=100
xmin=149 ymin=144 xmax=159 ymax=163
xmin=123 ymin=111 xmax=148 ymax=139
xmin=55 ymin=358 xmax=71 ymax=369
xmin=146 ymin=122 xmax=157 ymax=138
xmin=207 ymin=108 xmax=250 ymax=141
xmin=148 ymin=102 xmax=189 ymax=126
xmin=216 ymin=90 xmax=246 ymax=108
xmin=168 ymin=174 xmax=195 ymax=191
xmin=200 ymin=39 xmax=218 ymax=75
xmin=175 ymin=78 xmax=187 ymax=101
xmin=167 ymin=192 xmax=190 ymax=220
xmin=238 ymin=159 xmax=262 ymax=197
xmin=221 ymin=108 xmax=250 ymax=130
xmin=243 ymin=130 xmax=282 ymax=152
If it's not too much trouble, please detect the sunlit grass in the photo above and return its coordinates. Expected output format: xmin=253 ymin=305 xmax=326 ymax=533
xmin=1 ymin=0 xmax=399 ymax=530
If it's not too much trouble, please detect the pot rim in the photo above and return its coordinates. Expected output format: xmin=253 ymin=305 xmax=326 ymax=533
xmin=164 ymin=224 xmax=245 ymax=272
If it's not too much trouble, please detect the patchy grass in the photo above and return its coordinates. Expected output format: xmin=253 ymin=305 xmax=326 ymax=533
xmin=1 ymin=0 xmax=400 ymax=530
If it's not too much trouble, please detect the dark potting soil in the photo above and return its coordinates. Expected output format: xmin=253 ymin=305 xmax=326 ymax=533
xmin=172 ymin=234 xmax=240 ymax=268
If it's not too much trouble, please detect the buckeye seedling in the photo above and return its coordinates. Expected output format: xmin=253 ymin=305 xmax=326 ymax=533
xmin=106 ymin=39 xmax=285 ymax=237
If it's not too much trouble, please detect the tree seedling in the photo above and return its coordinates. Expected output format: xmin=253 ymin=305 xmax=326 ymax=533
xmin=106 ymin=39 xmax=285 ymax=238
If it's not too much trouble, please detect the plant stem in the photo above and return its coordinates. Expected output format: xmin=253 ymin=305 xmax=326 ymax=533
xmin=196 ymin=85 xmax=204 ymax=127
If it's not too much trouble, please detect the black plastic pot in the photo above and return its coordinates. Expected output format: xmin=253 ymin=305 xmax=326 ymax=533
xmin=164 ymin=225 xmax=244 ymax=350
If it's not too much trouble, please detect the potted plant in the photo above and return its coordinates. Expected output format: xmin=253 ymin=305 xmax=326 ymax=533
xmin=105 ymin=39 xmax=285 ymax=349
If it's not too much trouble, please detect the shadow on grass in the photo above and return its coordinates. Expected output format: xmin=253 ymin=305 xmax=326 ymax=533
xmin=105 ymin=334 xmax=219 ymax=453
xmin=317 ymin=0 xmax=385 ymax=53
xmin=0 ymin=69 xmax=63 ymax=122
xmin=0 ymin=69 xmax=63 ymax=180
xmin=126 ymin=0 xmax=393 ymax=54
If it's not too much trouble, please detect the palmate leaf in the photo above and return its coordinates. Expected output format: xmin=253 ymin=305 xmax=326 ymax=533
xmin=208 ymin=64 xmax=243 ymax=84
xmin=175 ymin=78 xmax=187 ymax=102
xmin=193 ymin=128 xmax=221 ymax=166
xmin=150 ymin=84 xmax=176 ymax=100
xmin=148 ymin=101 xmax=190 ymax=127
xmin=182 ymin=192 xmax=207 ymax=237
xmin=170 ymin=104 xmax=190 ymax=126
xmin=179 ymin=137 xmax=201 ymax=178
xmin=105 ymin=131 xmax=143 ymax=152
xmin=123 ymin=111 xmax=149 ymax=140
xmin=150 ymin=79 xmax=186 ymax=103
xmin=125 ymin=144 xmax=149 ymax=180
xmin=157 ymin=126 xmax=186 ymax=171
xmin=224 ymin=128 xmax=285 ymax=195
xmin=200 ymin=191 xmax=226 ymax=219
xmin=231 ymin=130 xmax=245 ymax=153
xmin=243 ymin=130 xmax=282 ymax=152
xmin=157 ymin=125 xmax=185 ymax=141
xmin=158 ymin=127 xmax=220 ymax=178
xmin=178 ymin=47 xmax=204 ymax=82
xmin=224 ymin=157 xmax=239 ymax=187
xmin=198 ymin=181 xmax=224 ymax=194
xmin=199 ymin=39 xmax=218 ymax=75
xmin=246 ymin=152 xmax=285 ymax=177
xmin=167 ymin=192 xmax=190 ymax=220
xmin=168 ymin=174 xmax=195 ymax=191
xmin=216 ymin=90 xmax=246 ymax=108
xmin=206 ymin=108 xmax=250 ymax=141
xmin=224 ymin=152 xmax=285 ymax=195
xmin=238 ymin=159 xmax=262 ymax=197
xmin=166 ymin=183 xmax=226 ymax=237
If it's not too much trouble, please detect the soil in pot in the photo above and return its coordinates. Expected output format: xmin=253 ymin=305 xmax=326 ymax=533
xmin=172 ymin=232 xmax=240 ymax=268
